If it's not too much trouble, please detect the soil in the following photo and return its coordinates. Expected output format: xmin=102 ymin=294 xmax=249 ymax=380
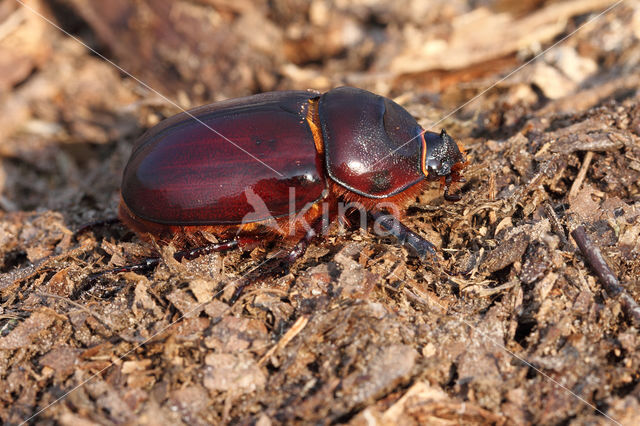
xmin=1 ymin=1 xmax=639 ymax=425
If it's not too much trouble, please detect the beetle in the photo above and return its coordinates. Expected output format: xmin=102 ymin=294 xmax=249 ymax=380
xmin=110 ymin=87 xmax=466 ymax=299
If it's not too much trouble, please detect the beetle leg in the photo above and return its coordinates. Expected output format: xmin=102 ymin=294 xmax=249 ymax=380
xmin=228 ymin=221 xmax=322 ymax=305
xmin=91 ymin=239 xmax=242 ymax=279
xmin=443 ymin=175 xmax=462 ymax=202
xmin=369 ymin=210 xmax=438 ymax=262
xmin=284 ymin=225 xmax=318 ymax=264
xmin=73 ymin=257 xmax=162 ymax=299
xmin=90 ymin=257 xmax=162 ymax=277
xmin=76 ymin=238 xmax=249 ymax=299
xmin=74 ymin=217 xmax=122 ymax=240
xmin=443 ymin=187 xmax=461 ymax=202
xmin=174 ymin=239 xmax=240 ymax=261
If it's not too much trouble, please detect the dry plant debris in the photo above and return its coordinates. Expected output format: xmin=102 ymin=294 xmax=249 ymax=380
xmin=1 ymin=0 xmax=640 ymax=424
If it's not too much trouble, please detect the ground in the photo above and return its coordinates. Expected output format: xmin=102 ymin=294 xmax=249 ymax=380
xmin=1 ymin=0 xmax=640 ymax=424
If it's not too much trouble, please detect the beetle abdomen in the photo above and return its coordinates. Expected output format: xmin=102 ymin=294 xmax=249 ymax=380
xmin=319 ymin=87 xmax=424 ymax=198
xmin=122 ymin=91 xmax=326 ymax=225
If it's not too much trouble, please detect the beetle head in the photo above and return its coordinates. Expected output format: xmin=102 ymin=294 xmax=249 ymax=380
xmin=421 ymin=129 xmax=467 ymax=200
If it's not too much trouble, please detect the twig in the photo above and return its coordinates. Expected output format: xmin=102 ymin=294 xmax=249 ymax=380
xmin=571 ymin=226 xmax=640 ymax=327
xmin=569 ymin=151 xmax=594 ymax=199
xmin=258 ymin=314 xmax=309 ymax=366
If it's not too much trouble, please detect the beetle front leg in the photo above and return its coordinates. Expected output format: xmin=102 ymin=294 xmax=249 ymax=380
xmin=443 ymin=174 xmax=463 ymax=202
xmin=369 ymin=210 xmax=438 ymax=262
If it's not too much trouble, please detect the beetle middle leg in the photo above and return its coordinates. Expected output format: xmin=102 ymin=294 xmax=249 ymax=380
xmin=228 ymin=220 xmax=323 ymax=305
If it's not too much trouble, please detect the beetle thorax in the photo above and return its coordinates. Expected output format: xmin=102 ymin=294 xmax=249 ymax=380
xmin=421 ymin=129 xmax=465 ymax=181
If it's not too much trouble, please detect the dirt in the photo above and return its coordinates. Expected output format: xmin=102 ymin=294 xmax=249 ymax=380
xmin=1 ymin=0 xmax=640 ymax=425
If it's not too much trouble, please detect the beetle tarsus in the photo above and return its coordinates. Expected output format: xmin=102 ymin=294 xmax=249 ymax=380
xmin=73 ymin=258 xmax=160 ymax=299
xmin=93 ymin=257 xmax=162 ymax=278
xmin=370 ymin=211 xmax=438 ymax=263
xmin=74 ymin=217 xmax=122 ymax=240
xmin=76 ymin=240 xmax=244 ymax=298
xmin=286 ymin=227 xmax=317 ymax=264
xmin=228 ymin=281 xmax=250 ymax=306
xmin=174 ymin=240 xmax=240 ymax=262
